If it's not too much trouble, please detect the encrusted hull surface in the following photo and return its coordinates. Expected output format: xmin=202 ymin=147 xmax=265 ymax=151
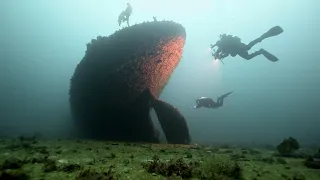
xmin=69 ymin=21 xmax=189 ymax=143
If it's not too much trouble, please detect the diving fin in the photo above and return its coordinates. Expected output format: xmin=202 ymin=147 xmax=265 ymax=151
xmin=152 ymin=98 xmax=191 ymax=144
xmin=118 ymin=11 xmax=125 ymax=26
xmin=118 ymin=17 xmax=122 ymax=26
xmin=261 ymin=49 xmax=279 ymax=62
xmin=220 ymin=91 xmax=233 ymax=99
xmin=260 ymin=26 xmax=284 ymax=40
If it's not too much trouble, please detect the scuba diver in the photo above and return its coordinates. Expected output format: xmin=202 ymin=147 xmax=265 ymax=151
xmin=118 ymin=3 xmax=132 ymax=26
xmin=193 ymin=91 xmax=233 ymax=109
xmin=210 ymin=26 xmax=284 ymax=62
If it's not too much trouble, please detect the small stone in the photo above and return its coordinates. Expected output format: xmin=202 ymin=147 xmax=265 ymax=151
xmin=57 ymin=159 xmax=68 ymax=164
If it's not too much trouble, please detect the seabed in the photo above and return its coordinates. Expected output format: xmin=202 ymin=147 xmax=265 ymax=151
xmin=0 ymin=138 xmax=319 ymax=180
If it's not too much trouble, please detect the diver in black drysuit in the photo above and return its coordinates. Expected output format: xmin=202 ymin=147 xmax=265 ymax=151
xmin=210 ymin=26 xmax=283 ymax=62
xmin=118 ymin=3 xmax=132 ymax=26
xmin=193 ymin=91 xmax=233 ymax=109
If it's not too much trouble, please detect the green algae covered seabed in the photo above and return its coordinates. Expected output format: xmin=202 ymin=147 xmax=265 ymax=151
xmin=0 ymin=138 xmax=319 ymax=180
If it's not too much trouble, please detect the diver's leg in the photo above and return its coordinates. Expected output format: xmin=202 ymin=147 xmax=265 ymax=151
xmin=246 ymin=38 xmax=263 ymax=50
xmin=246 ymin=26 xmax=283 ymax=50
xmin=217 ymin=97 xmax=224 ymax=107
xmin=237 ymin=50 xmax=262 ymax=60
xmin=215 ymin=92 xmax=232 ymax=107
xmin=239 ymin=49 xmax=278 ymax=61
xmin=260 ymin=49 xmax=279 ymax=62
xmin=126 ymin=16 xmax=130 ymax=26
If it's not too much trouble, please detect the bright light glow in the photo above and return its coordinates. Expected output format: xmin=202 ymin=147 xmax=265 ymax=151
xmin=213 ymin=59 xmax=220 ymax=65
xmin=204 ymin=58 xmax=222 ymax=88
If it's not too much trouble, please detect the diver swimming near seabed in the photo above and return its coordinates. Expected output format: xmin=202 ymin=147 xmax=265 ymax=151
xmin=118 ymin=3 xmax=132 ymax=26
xmin=193 ymin=91 xmax=233 ymax=109
xmin=210 ymin=26 xmax=284 ymax=62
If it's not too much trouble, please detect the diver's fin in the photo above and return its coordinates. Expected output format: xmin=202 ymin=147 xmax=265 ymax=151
xmin=118 ymin=17 xmax=122 ymax=26
xmin=118 ymin=11 xmax=125 ymax=26
xmin=261 ymin=49 xmax=279 ymax=62
xmin=152 ymin=98 xmax=191 ymax=144
xmin=260 ymin=26 xmax=284 ymax=40
xmin=220 ymin=91 xmax=233 ymax=99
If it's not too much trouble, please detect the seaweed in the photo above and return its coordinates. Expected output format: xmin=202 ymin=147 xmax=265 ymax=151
xmin=75 ymin=166 xmax=117 ymax=180
xmin=142 ymin=155 xmax=243 ymax=179
xmin=0 ymin=169 xmax=30 ymax=180
xmin=303 ymin=149 xmax=320 ymax=169
xmin=276 ymin=137 xmax=300 ymax=156
xmin=197 ymin=156 xmax=243 ymax=180
xmin=141 ymin=155 xmax=193 ymax=178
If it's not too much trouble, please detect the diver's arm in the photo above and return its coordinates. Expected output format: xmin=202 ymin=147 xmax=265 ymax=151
xmin=219 ymin=52 xmax=229 ymax=59
xmin=213 ymin=51 xmax=228 ymax=60
xmin=210 ymin=43 xmax=217 ymax=49
xmin=212 ymin=48 xmax=222 ymax=59
xmin=215 ymin=47 xmax=222 ymax=54
xmin=193 ymin=101 xmax=201 ymax=109
xmin=193 ymin=105 xmax=200 ymax=109
xmin=192 ymin=99 xmax=201 ymax=109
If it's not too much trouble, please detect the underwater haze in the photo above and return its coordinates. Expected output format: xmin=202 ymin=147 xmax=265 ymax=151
xmin=0 ymin=0 xmax=319 ymax=146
